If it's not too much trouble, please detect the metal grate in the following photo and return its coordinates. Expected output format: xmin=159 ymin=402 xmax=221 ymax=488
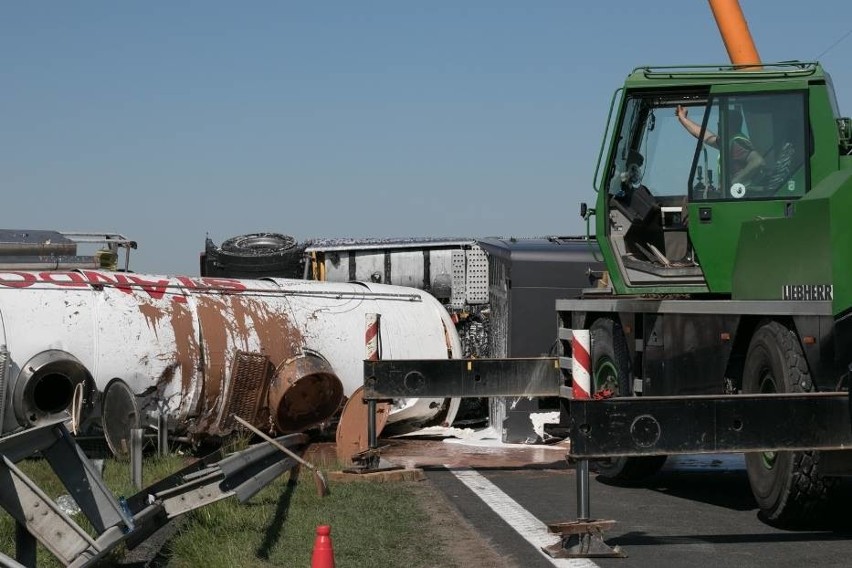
xmin=450 ymin=250 xmax=467 ymax=309
xmin=219 ymin=351 xmax=272 ymax=431
xmin=465 ymin=245 xmax=489 ymax=304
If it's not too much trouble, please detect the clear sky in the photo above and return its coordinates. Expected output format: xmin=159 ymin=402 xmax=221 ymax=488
xmin=3 ymin=1 xmax=851 ymax=275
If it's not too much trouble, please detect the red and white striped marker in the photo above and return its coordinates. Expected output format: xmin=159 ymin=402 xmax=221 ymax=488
xmin=365 ymin=313 xmax=381 ymax=361
xmin=571 ymin=329 xmax=591 ymax=400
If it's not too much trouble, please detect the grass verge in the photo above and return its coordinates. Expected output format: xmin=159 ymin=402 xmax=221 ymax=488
xmin=0 ymin=450 xmax=463 ymax=567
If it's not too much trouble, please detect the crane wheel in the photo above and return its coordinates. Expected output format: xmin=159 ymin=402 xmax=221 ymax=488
xmin=743 ymin=320 xmax=835 ymax=525
xmin=588 ymin=317 xmax=667 ymax=483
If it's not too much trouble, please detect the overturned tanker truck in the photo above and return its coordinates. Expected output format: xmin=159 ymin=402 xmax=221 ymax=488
xmin=0 ymin=269 xmax=460 ymax=453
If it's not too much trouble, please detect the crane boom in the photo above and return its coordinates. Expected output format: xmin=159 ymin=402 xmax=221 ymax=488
xmin=708 ymin=0 xmax=761 ymax=65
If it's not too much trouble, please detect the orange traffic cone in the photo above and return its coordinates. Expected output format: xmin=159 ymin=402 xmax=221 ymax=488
xmin=311 ymin=525 xmax=335 ymax=568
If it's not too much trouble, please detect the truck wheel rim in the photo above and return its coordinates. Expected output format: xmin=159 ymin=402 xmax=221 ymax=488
xmin=759 ymin=368 xmax=778 ymax=469
xmin=594 ymin=358 xmax=620 ymax=395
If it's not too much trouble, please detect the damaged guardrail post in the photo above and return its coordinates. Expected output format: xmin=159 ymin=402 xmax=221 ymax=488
xmin=1 ymin=414 xmax=312 ymax=567
xmin=157 ymin=412 xmax=168 ymax=457
xmin=130 ymin=428 xmax=144 ymax=490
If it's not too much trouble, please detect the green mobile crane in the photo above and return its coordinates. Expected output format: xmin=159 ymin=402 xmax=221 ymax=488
xmin=364 ymin=0 xmax=852 ymax=529
xmin=563 ymin=56 xmax=852 ymax=521
xmin=553 ymin=0 xmax=852 ymax=524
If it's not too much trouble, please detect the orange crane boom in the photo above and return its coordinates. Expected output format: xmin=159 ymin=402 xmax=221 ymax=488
xmin=708 ymin=0 xmax=761 ymax=66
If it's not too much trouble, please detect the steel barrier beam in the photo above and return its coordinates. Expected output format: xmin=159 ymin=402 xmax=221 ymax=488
xmin=566 ymin=392 xmax=852 ymax=458
xmin=363 ymin=358 xmax=562 ymax=400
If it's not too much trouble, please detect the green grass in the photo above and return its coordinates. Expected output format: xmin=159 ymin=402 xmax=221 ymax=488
xmin=166 ymin=472 xmax=449 ymax=568
xmin=0 ymin=450 xmax=458 ymax=567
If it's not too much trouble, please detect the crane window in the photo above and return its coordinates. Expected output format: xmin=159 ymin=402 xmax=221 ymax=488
xmin=691 ymin=92 xmax=808 ymax=201
xmin=607 ymin=94 xmax=704 ymax=200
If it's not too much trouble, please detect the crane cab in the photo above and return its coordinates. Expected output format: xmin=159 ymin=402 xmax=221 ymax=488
xmin=593 ymin=63 xmax=846 ymax=299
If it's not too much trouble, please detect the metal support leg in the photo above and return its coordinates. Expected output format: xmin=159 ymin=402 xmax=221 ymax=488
xmin=576 ymin=459 xmax=590 ymax=520
xmin=367 ymin=400 xmax=377 ymax=451
xmin=541 ymin=457 xmax=626 ymax=559
xmin=347 ymin=312 xmax=400 ymax=473
xmin=344 ymin=396 xmax=401 ymax=474
xmin=15 ymin=522 xmax=36 ymax=568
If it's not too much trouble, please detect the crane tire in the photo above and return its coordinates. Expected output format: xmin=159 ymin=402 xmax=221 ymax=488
xmin=743 ymin=320 xmax=835 ymax=525
xmin=588 ymin=317 xmax=667 ymax=483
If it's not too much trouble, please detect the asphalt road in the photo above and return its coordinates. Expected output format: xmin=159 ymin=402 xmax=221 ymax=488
xmin=425 ymin=454 xmax=852 ymax=568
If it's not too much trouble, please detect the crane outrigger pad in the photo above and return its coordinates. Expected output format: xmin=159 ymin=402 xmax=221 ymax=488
xmin=543 ymin=520 xmax=627 ymax=559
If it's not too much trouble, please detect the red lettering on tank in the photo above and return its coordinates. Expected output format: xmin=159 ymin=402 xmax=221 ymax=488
xmin=176 ymin=276 xmax=202 ymax=289
xmin=200 ymin=278 xmax=248 ymax=293
xmin=39 ymin=272 xmax=88 ymax=287
xmin=170 ymin=277 xmax=197 ymax=303
xmin=127 ymin=275 xmax=171 ymax=300
xmin=0 ymin=272 xmax=37 ymax=288
xmin=80 ymin=271 xmax=132 ymax=294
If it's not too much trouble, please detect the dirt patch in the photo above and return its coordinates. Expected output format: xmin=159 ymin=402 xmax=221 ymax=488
xmin=409 ymin=478 xmax=521 ymax=568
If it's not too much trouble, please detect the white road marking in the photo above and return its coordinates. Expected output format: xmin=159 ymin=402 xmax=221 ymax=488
xmin=449 ymin=467 xmax=600 ymax=568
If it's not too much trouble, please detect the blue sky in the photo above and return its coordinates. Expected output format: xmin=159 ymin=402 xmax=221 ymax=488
xmin=3 ymin=1 xmax=851 ymax=275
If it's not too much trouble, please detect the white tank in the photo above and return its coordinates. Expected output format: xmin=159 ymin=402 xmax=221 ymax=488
xmin=0 ymin=270 xmax=460 ymax=443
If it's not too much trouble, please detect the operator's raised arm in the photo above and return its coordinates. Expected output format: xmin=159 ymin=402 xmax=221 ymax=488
xmin=676 ymin=105 xmax=718 ymax=147
xmin=676 ymin=104 xmax=764 ymax=185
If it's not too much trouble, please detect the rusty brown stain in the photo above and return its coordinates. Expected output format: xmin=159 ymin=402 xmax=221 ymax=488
xmin=169 ymin=300 xmax=200 ymax=410
xmin=194 ymin=294 xmax=241 ymax=423
xmin=191 ymin=292 xmax=306 ymax=434
xmin=156 ymin=361 xmax=180 ymax=389
xmin=241 ymin=296 xmax=304 ymax=368
xmin=242 ymin=296 xmax=308 ymax=433
xmin=138 ymin=302 xmax=166 ymax=340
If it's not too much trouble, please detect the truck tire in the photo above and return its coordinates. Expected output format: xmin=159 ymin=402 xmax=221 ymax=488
xmin=743 ymin=320 xmax=834 ymax=524
xmin=210 ymin=233 xmax=305 ymax=278
xmin=220 ymin=233 xmax=296 ymax=256
xmin=589 ymin=318 xmax=667 ymax=482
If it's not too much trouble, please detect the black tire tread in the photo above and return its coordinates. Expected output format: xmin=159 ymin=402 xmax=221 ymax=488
xmin=588 ymin=318 xmax=666 ymax=483
xmin=745 ymin=321 xmax=834 ymax=524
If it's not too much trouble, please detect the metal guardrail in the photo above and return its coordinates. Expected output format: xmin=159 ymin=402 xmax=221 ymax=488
xmin=0 ymin=419 xmax=306 ymax=567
